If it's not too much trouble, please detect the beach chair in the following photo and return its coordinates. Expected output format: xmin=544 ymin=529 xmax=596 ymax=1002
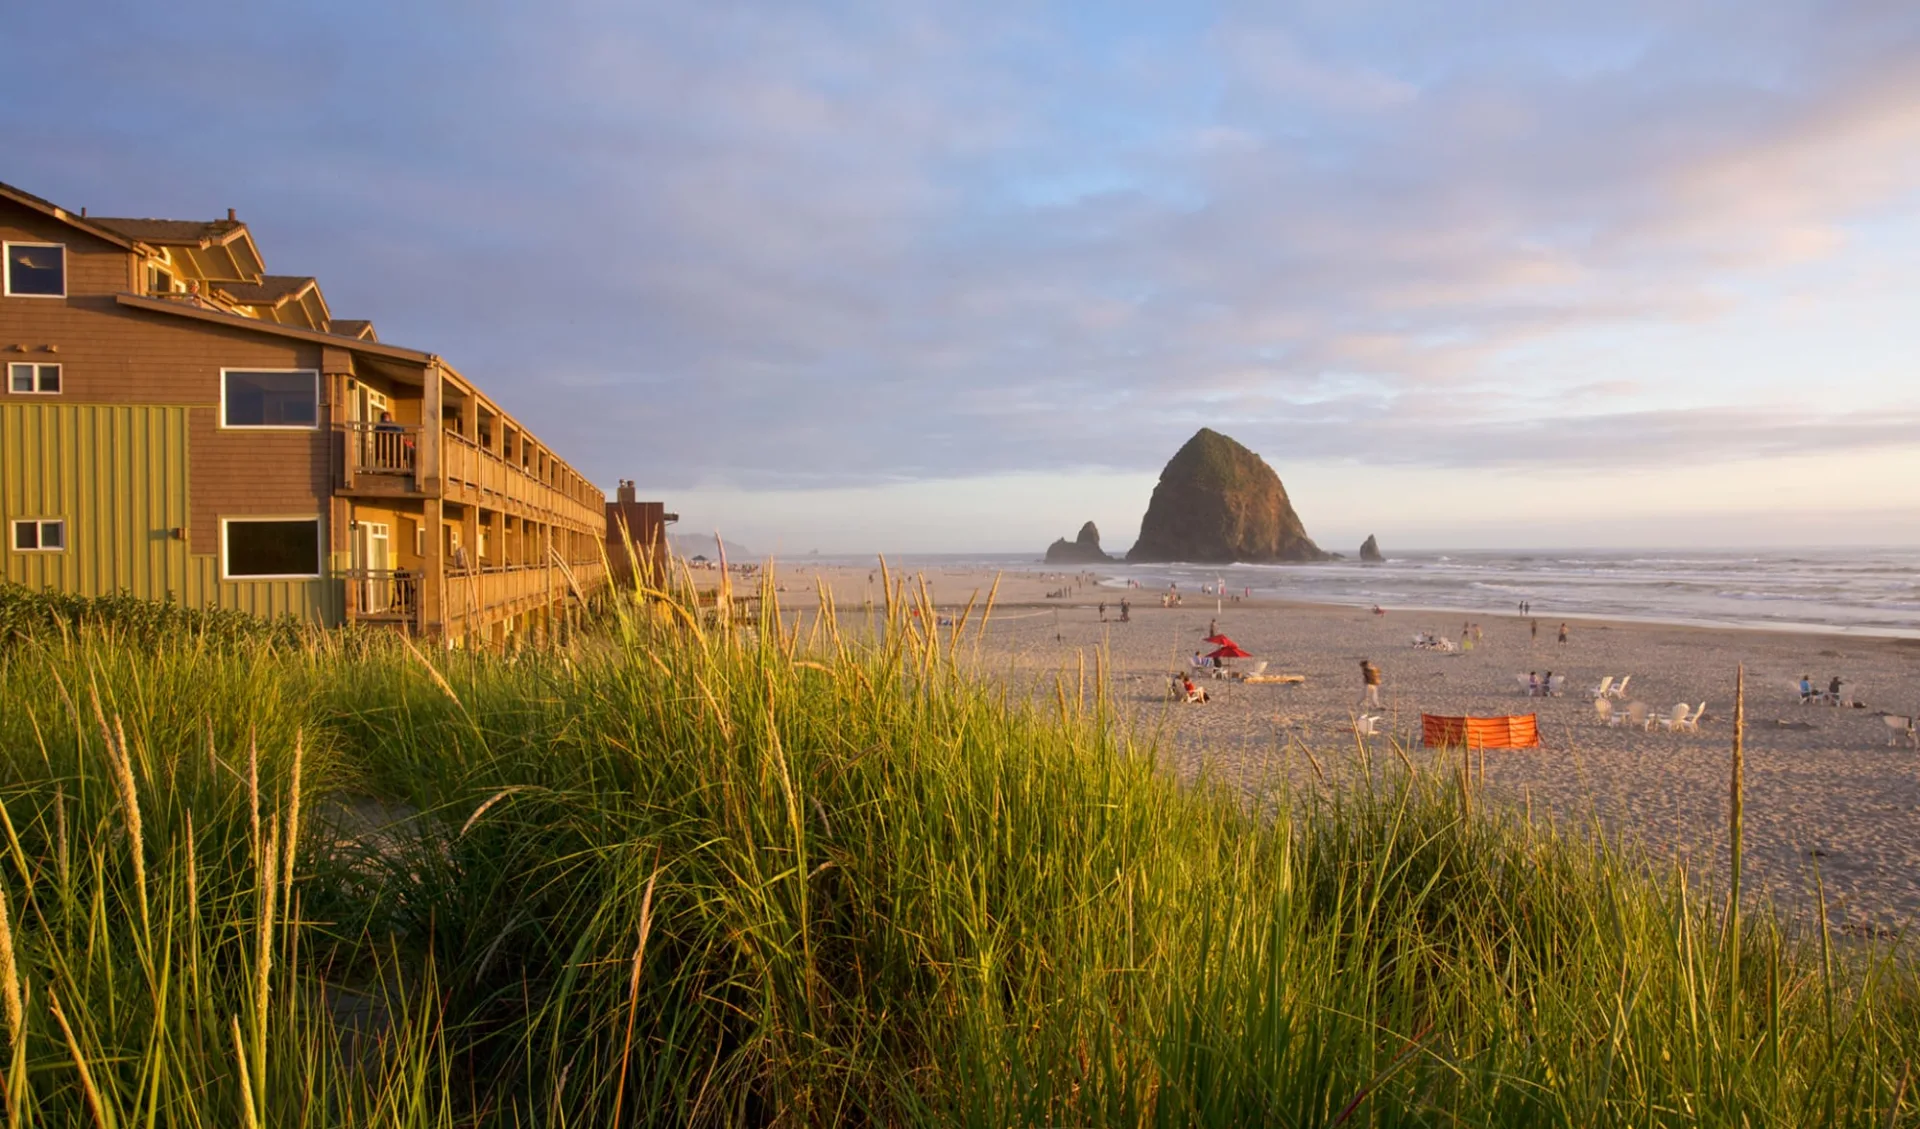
xmin=1547 ymin=675 xmax=1567 ymax=697
xmin=1515 ymin=673 xmax=1535 ymax=695
xmin=1613 ymin=701 xmax=1651 ymax=729
xmin=1657 ymin=703 xmax=1691 ymax=731
xmin=1593 ymin=698 xmax=1613 ymax=725
xmin=1588 ymin=676 xmax=1613 ymax=700
xmin=1606 ymin=675 xmax=1631 ymax=699
xmin=1884 ymin=714 xmax=1918 ymax=749
xmin=1238 ymin=661 xmax=1268 ymax=680
xmin=1355 ymin=714 xmax=1381 ymax=736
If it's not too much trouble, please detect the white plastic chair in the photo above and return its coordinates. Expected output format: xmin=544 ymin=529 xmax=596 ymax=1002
xmin=1606 ymin=675 xmax=1630 ymax=699
xmin=1614 ymin=701 xmax=1650 ymax=729
xmin=1593 ymin=698 xmax=1613 ymax=724
xmin=1681 ymin=702 xmax=1706 ymax=732
xmin=1658 ymin=703 xmax=1691 ymax=731
xmin=1547 ymin=675 xmax=1567 ymax=697
xmin=1516 ymin=674 xmax=1535 ymax=695
xmin=1588 ymin=676 xmax=1614 ymax=700
xmin=1355 ymin=715 xmax=1381 ymax=736
xmin=1884 ymin=714 xmax=1917 ymax=749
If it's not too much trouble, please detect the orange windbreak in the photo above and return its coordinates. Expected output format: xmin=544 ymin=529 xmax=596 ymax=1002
xmin=1421 ymin=714 xmax=1541 ymax=749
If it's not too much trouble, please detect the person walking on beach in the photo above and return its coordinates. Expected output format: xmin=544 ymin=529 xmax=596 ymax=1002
xmin=1557 ymin=622 xmax=1569 ymax=645
xmin=1530 ymin=619 xmax=1538 ymax=642
xmin=1099 ymin=601 xmax=1107 ymax=622
xmin=1360 ymin=659 xmax=1383 ymax=708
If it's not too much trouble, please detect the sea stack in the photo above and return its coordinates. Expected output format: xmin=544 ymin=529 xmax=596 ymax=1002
xmin=1359 ymin=534 xmax=1384 ymax=562
xmin=1126 ymin=428 xmax=1328 ymax=564
xmin=1045 ymin=521 xmax=1114 ymax=564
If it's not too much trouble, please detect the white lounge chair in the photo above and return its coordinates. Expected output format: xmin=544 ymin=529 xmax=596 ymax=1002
xmin=1588 ymin=676 xmax=1614 ymax=700
xmin=1884 ymin=714 xmax=1917 ymax=749
xmin=1242 ymin=661 xmax=1268 ymax=678
xmin=1657 ymin=703 xmax=1692 ymax=731
xmin=1355 ymin=714 xmax=1382 ymax=736
xmin=1546 ymin=675 xmax=1567 ymax=697
xmin=1606 ymin=675 xmax=1631 ymax=699
xmin=1516 ymin=674 xmax=1535 ymax=695
xmin=1593 ymin=698 xmax=1613 ymax=724
xmin=1613 ymin=701 xmax=1651 ymax=729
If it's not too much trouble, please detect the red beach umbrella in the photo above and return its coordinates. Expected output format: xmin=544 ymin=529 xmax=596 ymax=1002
xmin=1203 ymin=633 xmax=1238 ymax=646
xmin=1207 ymin=643 xmax=1252 ymax=660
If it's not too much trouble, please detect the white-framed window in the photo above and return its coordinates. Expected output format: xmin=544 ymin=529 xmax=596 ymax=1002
xmin=221 ymin=517 xmax=322 ymax=579
xmin=3 ymin=242 xmax=66 ymax=298
xmin=7 ymin=362 xmax=60 ymax=394
xmin=221 ymin=369 xmax=319 ymax=429
xmin=10 ymin=519 xmax=66 ymax=552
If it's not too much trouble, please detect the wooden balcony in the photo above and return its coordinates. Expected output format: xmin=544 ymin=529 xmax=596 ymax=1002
xmin=341 ymin=569 xmax=421 ymax=624
xmin=442 ymin=429 xmax=602 ymax=531
xmin=443 ymin=557 xmax=607 ymax=637
xmin=334 ymin=422 xmax=603 ymax=533
xmin=336 ymin=421 xmax=422 ymax=496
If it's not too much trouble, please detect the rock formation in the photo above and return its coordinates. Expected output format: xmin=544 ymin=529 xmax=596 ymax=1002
xmin=1359 ymin=534 xmax=1383 ymax=562
xmin=1045 ymin=521 xmax=1114 ymax=564
xmin=1126 ymin=429 xmax=1328 ymax=564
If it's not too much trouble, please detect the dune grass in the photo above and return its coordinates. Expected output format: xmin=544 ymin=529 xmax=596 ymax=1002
xmin=0 ymin=577 xmax=1914 ymax=1126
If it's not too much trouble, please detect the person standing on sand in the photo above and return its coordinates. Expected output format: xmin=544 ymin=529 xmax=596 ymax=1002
xmin=1208 ymin=618 xmax=1217 ymax=637
xmin=1119 ymin=598 xmax=1130 ymax=622
xmin=1360 ymin=659 xmax=1383 ymax=708
xmin=1558 ymin=623 xmax=1569 ymax=645
xmin=1530 ymin=619 xmax=1538 ymax=642
xmin=1099 ymin=601 xmax=1107 ymax=622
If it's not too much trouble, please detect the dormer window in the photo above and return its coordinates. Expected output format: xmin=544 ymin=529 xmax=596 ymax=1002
xmin=4 ymin=243 xmax=65 ymax=297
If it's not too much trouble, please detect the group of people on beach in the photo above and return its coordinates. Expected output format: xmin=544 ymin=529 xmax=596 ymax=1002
xmin=1800 ymin=674 xmax=1846 ymax=705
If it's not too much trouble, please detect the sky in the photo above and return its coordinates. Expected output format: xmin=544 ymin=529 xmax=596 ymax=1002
xmin=6 ymin=0 xmax=1919 ymax=553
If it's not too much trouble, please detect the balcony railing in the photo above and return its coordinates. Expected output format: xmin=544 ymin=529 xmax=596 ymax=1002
xmin=338 ymin=421 xmax=420 ymax=479
xmin=442 ymin=428 xmax=600 ymax=529
xmin=341 ymin=569 xmax=420 ymax=623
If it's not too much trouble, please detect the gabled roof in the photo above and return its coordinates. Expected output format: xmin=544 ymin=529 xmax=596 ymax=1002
xmin=89 ymin=212 xmax=266 ymax=283
xmin=216 ymin=274 xmax=318 ymax=307
xmin=89 ymin=216 xmax=249 ymax=248
xmin=330 ymin=319 xmax=378 ymax=342
xmin=0 ymin=180 xmax=143 ymax=251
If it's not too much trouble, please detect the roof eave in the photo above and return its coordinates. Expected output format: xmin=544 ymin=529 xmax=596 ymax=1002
xmin=113 ymin=292 xmax=435 ymax=365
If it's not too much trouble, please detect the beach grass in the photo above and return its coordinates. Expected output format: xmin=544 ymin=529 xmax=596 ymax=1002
xmin=0 ymin=579 xmax=1914 ymax=1125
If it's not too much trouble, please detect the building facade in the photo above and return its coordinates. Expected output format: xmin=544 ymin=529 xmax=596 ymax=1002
xmin=605 ymin=480 xmax=677 ymax=589
xmin=2 ymin=180 xmax=607 ymax=644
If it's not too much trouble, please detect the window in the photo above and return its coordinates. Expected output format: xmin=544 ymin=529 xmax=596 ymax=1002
xmin=148 ymin=263 xmax=175 ymax=295
xmin=3 ymin=243 xmax=65 ymax=297
xmin=7 ymin=362 xmax=60 ymax=394
xmin=223 ymin=518 xmax=321 ymax=578
xmin=221 ymin=369 xmax=318 ymax=428
xmin=11 ymin=519 xmax=65 ymax=552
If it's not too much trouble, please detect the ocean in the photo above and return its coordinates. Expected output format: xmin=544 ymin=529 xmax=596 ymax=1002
xmin=804 ymin=548 xmax=1920 ymax=638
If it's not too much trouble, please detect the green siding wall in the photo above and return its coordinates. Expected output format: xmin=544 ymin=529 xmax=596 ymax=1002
xmin=2 ymin=402 xmax=339 ymax=624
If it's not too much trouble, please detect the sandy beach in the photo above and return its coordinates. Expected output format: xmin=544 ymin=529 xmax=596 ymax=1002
xmin=753 ymin=562 xmax=1920 ymax=929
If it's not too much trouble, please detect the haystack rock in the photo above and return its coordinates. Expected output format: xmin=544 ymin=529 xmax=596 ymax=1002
xmin=1359 ymin=534 xmax=1384 ymax=562
xmin=1045 ymin=521 xmax=1114 ymax=564
xmin=1127 ymin=429 xmax=1329 ymax=564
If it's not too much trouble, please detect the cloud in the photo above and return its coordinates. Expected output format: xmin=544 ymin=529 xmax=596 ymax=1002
xmin=5 ymin=0 xmax=1920 ymax=496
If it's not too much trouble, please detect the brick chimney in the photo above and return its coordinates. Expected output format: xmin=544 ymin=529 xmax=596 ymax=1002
xmin=616 ymin=479 xmax=636 ymax=504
